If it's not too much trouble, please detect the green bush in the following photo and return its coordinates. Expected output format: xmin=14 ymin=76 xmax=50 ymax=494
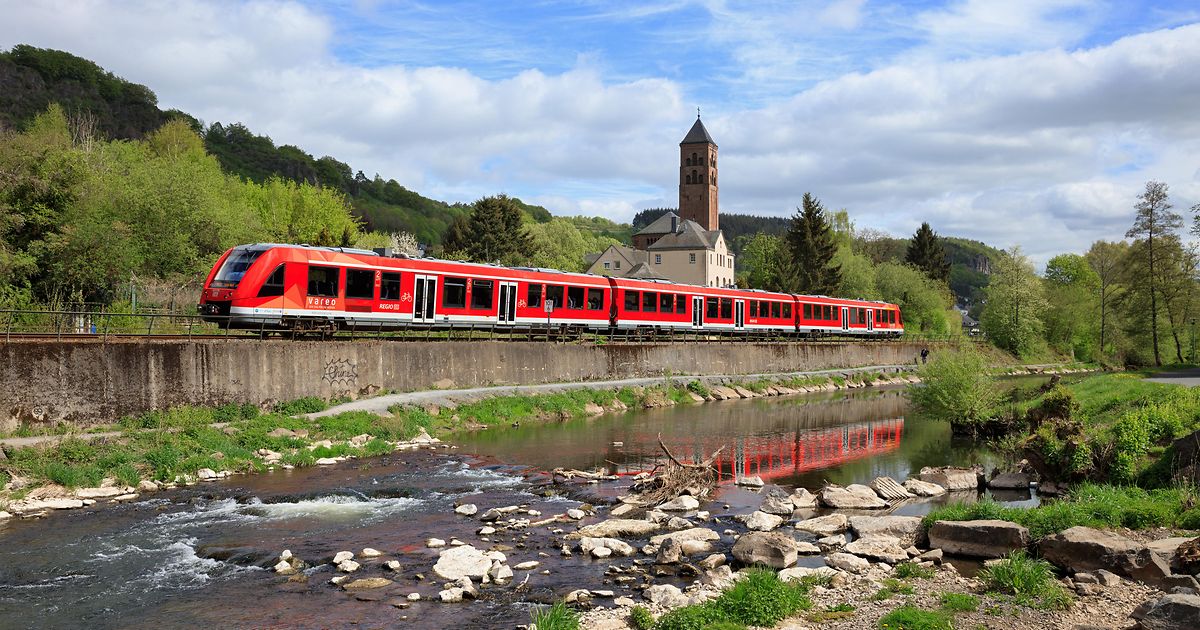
xmin=977 ymin=551 xmax=1071 ymax=610
xmin=876 ymin=606 xmax=952 ymax=630
xmin=711 ymin=568 xmax=810 ymax=626
xmin=629 ymin=606 xmax=654 ymax=630
xmin=273 ymin=397 xmax=329 ymax=416
xmin=686 ymin=381 xmax=712 ymax=399
xmin=908 ymin=347 xmax=1000 ymax=427
xmin=529 ymin=601 xmax=579 ymax=630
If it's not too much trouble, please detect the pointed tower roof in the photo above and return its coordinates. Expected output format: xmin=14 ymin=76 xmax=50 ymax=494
xmin=680 ymin=116 xmax=715 ymax=146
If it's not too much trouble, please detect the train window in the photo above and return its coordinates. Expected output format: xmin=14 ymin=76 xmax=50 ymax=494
xmin=659 ymin=293 xmax=673 ymax=313
xmin=624 ymin=290 xmax=639 ymax=312
xmin=783 ymin=304 xmax=792 ymax=319
xmin=443 ymin=277 xmax=467 ymax=308
xmin=759 ymin=300 xmax=769 ymax=316
xmin=346 ymin=269 xmax=375 ymax=300
xmin=381 ymin=272 xmax=401 ymax=300
xmin=749 ymin=301 xmax=758 ymax=317
xmin=720 ymin=298 xmax=732 ymax=319
xmin=803 ymin=304 xmax=811 ymax=319
xmin=587 ymin=288 xmax=604 ymax=310
xmin=527 ymin=284 xmax=542 ymax=308
xmin=849 ymin=309 xmax=858 ymax=324
xmin=706 ymin=297 xmax=718 ymax=318
xmin=257 ymin=264 xmax=286 ymax=298
xmin=676 ymin=294 xmax=686 ymax=313
xmin=471 ymin=280 xmax=494 ymax=309
xmin=212 ymin=247 xmax=265 ymax=288
xmin=859 ymin=308 xmax=866 ymax=323
xmin=546 ymin=285 xmax=564 ymax=309
xmin=771 ymin=302 xmax=781 ymax=318
xmin=307 ymin=266 xmax=339 ymax=297
xmin=824 ymin=305 xmax=833 ymax=320
xmin=642 ymin=292 xmax=657 ymax=312
xmin=567 ymin=286 xmax=584 ymax=309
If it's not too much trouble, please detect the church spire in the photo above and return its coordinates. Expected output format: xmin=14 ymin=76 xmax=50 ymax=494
xmin=678 ymin=117 xmax=718 ymax=230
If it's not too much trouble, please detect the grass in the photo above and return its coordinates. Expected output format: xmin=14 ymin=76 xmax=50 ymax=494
xmin=923 ymin=483 xmax=1197 ymax=538
xmin=629 ymin=606 xmax=654 ymax=630
xmin=871 ymin=578 xmax=916 ymax=601
xmin=938 ymin=592 xmax=979 ymax=613
xmin=653 ymin=568 xmax=813 ymax=630
xmin=806 ymin=602 xmax=856 ymax=622
xmin=529 ymin=601 xmax=580 ymax=630
xmin=893 ymin=562 xmax=936 ymax=579
xmin=877 ymin=606 xmax=953 ymax=630
xmin=977 ymin=551 xmax=1072 ymax=611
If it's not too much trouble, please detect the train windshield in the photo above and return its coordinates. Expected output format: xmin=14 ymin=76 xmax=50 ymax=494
xmin=211 ymin=247 xmax=266 ymax=288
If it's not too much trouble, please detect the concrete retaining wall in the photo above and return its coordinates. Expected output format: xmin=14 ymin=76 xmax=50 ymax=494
xmin=1 ymin=339 xmax=941 ymax=428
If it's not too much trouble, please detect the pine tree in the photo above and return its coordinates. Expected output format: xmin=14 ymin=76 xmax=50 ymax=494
xmin=441 ymin=215 xmax=471 ymax=256
xmin=905 ymin=222 xmax=950 ymax=282
xmin=1126 ymin=180 xmax=1182 ymax=366
xmin=785 ymin=192 xmax=841 ymax=295
xmin=455 ymin=195 xmax=533 ymax=265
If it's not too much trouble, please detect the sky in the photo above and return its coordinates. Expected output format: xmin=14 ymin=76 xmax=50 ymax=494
xmin=3 ymin=0 xmax=1200 ymax=264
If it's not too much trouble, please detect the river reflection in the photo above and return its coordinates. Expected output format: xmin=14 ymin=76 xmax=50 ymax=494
xmin=452 ymin=388 xmax=1004 ymax=492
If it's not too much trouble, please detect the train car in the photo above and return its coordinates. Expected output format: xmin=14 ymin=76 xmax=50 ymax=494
xmin=198 ymin=243 xmax=614 ymax=332
xmin=199 ymin=243 xmax=904 ymax=338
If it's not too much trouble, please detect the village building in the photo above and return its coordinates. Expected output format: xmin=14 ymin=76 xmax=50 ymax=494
xmin=585 ymin=116 xmax=735 ymax=287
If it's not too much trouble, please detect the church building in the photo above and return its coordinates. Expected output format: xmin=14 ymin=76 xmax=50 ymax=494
xmin=585 ymin=116 xmax=735 ymax=287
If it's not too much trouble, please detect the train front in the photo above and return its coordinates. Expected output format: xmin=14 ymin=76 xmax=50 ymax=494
xmin=198 ymin=244 xmax=275 ymax=328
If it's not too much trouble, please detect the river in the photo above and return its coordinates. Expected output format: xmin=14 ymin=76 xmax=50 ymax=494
xmin=0 ymin=385 xmax=1034 ymax=629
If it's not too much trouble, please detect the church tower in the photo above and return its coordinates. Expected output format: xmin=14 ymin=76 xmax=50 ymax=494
xmin=678 ymin=115 xmax=718 ymax=230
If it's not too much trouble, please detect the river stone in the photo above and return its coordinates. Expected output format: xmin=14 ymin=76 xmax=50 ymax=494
xmin=869 ymin=477 xmax=913 ymax=501
xmin=903 ymin=479 xmax=947 ymax=497
xmin=1040 ymin=526 xmax=1171 ymax=585
xmin=567 ymin=508 xmax=586 ymax=520
xmin=455 ymin=503 xmax=478 ymax=516
xmin=360 ymin=548 xmax=382 ymax=558
xmin=426 ymin=538 xmax=446 ymax=548
xmin=850 ymin=515 xmax=927 ymax=548
xmin=731 ymin=531 xmax=798 ymax=569
xmin=919 ymin=466 xmax=979 ymax=491
xmin=699 ymin=554 xmax=726 ymax=570
xmin=315 ymin=458 xmax=338 ymax=466
xmin=736 ymin=475 xmax=765 ymax=488
xmin=789 ymin=488 xmax=818 ymax=508
xmin=657 ymin=538 xmax=684 ymax=564
xmin=645 ymin=584 xmax=690 ymax=609
xmin=343 ymin=577 xmax=393 ymax=590
xmin=844 ymin=536 xmax=909 ymax=564
xmin=439 ymin=588 xmax=465 ymax=603
xmin=795 ymin=513 xmax=849 ymax=536
xmin=666 ymin=516 xmax=692 ymax=531
xmin=650 ymin=527 xmax=720 ymax=547
xmin=988 ymin=472 xmax=1033 ymax=489
xmin=576 ymin=519 xmax=660 ymax=538
xmin=929 ymin=520 xmax=1030 ymax=558
xmin=826 ymin=552 xmax=871 ymax=574
xmin=658 ymin=495 xmax=700 ymax=511
xmin=274 ymin=559 xmax=296 ymax=574
xmin=819 ymin=484 xmax=887 ymax=509
xmin=591 ymin=546 xmax=612 ymax=558
xmin=779 ymin=566 xmax=837 ymax=582
xmin=11 ymin=498 xmax=85 ymax=513
xmin=137 ymin=480 xmax=159 ymax=493
xmin=489 ymin=562 xmax=514 ymax=582
xmin=580 ymin=537 xmax=635 ymax=557
xmin=818 ymin=534 xmax=846 ymax=549
xmin=75 ymin=486 xmax=129 ymax=499
xmin=333 ymin=551 xmax=354 ymax=564
xmin=514 ymin=560 xmax=540 ymax=570
xmin=1132 ymin=593 xmax=1200 ymax=629
xmin=433 ymin=545 xmax=492 ymax=581
xmin=741 ymin=511 xmax=785 ymax=531
xmin=760 ymin=492 xmax=796 ymax=516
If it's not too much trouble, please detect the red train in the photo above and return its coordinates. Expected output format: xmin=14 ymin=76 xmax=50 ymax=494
xmin=197 ymin=243 xmax=904 ymax=337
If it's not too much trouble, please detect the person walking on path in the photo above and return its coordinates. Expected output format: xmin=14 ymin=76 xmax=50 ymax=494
xmin=920 ymin=347 xmax=929 ymax=364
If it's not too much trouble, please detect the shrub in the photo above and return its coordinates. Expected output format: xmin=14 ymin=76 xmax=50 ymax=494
xmin=1180 ymin=509 xmax=1200 ymax=530
xmin=977 ymin=551 xmax=1071 ymax=610
xmin=908 ymin=347 xmax=1001 ymax=428
xmin=712 ymin=568 xmax=811 ymax=626
xmin=653 ymin=603 xmax=726 ymax=630
xmin=529 ymin=601 xmax=580 ymax=630
xmin=629 ymin=606 xmax=654 ymax=630
xmin=273 ymin=397 xmax=328 ymax=416
xmin=876 ymin=606 xmax=952 ymax=630
xmin=686 ymin=381 xmax=712 ymax=399
xmin=938 ymin=592 xmax=979 ymax=612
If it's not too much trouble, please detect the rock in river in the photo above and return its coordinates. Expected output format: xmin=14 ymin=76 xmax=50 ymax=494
xmin=731 ymin=531 xmax=798 ymax=569
xmin=819 ymin=484 xmax=887 ymax=509
xmin=929 ymin=519 xmax=1030 ymax=559
xmin=740 ymin=511 xmax=785 ymax=531
xmin=433 ymin=545 xmax=492 ymax=581
xmin=576 ymin=519 xmax=660 ymax=538
xmin=343 ymin=577 xmax=393 ymax=590
xmin=795 ymin=514 xmax=849 ymax=537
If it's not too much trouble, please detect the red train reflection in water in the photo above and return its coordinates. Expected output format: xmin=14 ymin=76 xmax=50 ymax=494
xmin=624 ymin=418 xmax=905 ymax=482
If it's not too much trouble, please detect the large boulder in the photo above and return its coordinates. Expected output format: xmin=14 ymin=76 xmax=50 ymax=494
xmin=731 ymin=531 xmax=798 ymax=569
xmin=825 ymin=552 xmax=870 ymax=574
xmin=1132 ymin=593 xmax=1200 ymax=629
xmin=819 ymin=484 xmax=887 ymax=509
xmin=432 ymin=545 xmax=492 ymax=581
xmin=844 ymin=536 xmax=909 ymax=564
xmin=928 ymin=520 xmax=1030 ymax=558
xmin=575 ymin=519 xmax=660 ymax=538
xmin=918 ymin=466 xmax=980 ymax=491
xmin=650 ymin=527 xmax=721 ymax=547
xmin=869 ymin=477 xmax=913 ymax=501
xmin=658 ymin=495 xmax=700 ymax=511
xmin=988 ymin=472 xmax=1033 ymax=490
xmin=795 ymin=513 xmax=849 ymax=536
xmin=580 ymin=537 xmax=636 ymax=557
xmin=645 ymin=584 xmax=690 ymax=609
xmin=1039 ymin=526 xmax=1170 ymax=585
xmin=903 ymin=479 xmax=947 ymax=497
xmin=789 ymin=488 xmax=818 ymax=508
xmin=760 ymin=491 xmax=796 ymax=516
xmin=850 ymin=516 xmax=926 ymax=548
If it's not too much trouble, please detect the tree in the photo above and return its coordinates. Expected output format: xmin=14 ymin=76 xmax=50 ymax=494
xmin=1042 ymin=253 xmax=1099 ymax=361
xmin=441 ymin=215 xmax=470 ymax=256
xmin=1126 ymin=180 xmax=1182 ymax=366
xmin=980 ymin=247 xmax=1047 ymax=357
xmin=738 ymin=233 xmax=784 ymax=290
xmin=873 ymin=262 xmax=953 ymax=336
xmin=905 ymin=222 xmax=950 ymax=283
xmin=1154 ymin=238 xmax=1198 ymax=363
xmin=1085 ymin=241 xmax=1128 ymax=361
xmin=453 ymin=195 xmax=533 ymax=266
xmin=526 ymin=218 xmax=619 ymax=272
xmin=785 ymin=193 xmax=841 ymax=295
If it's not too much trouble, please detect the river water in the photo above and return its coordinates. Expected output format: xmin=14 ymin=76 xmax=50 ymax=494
xmin=0 ymin=386 xmax=1033 ymax=629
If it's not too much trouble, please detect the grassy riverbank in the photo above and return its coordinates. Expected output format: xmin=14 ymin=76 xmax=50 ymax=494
xmin=0 ymin=371 xmax=900 ymax=507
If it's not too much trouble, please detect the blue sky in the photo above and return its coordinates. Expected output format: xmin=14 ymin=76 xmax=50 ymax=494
xmin=3 ymin=0 xmax=1200 ymax=262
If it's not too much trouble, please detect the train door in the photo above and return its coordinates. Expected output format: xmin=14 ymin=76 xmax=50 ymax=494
xmin=840 ymin=306 xmax=849 ymax=332
xmin=692 ymin=296 xmax=704 ymax=328
xmin=412 ymin=275 xmax=437 ymax=323
xmin=734 ymin=300 xmax=744 ymax=329
xmin=497 ymin=281 xmax=518 ymax=324
xmin=867 ymin=309 xmax=874 ymax=332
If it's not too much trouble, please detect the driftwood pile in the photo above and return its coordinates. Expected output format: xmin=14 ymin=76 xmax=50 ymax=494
xmin=630 ymin=435 xmax=723 ymax=505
